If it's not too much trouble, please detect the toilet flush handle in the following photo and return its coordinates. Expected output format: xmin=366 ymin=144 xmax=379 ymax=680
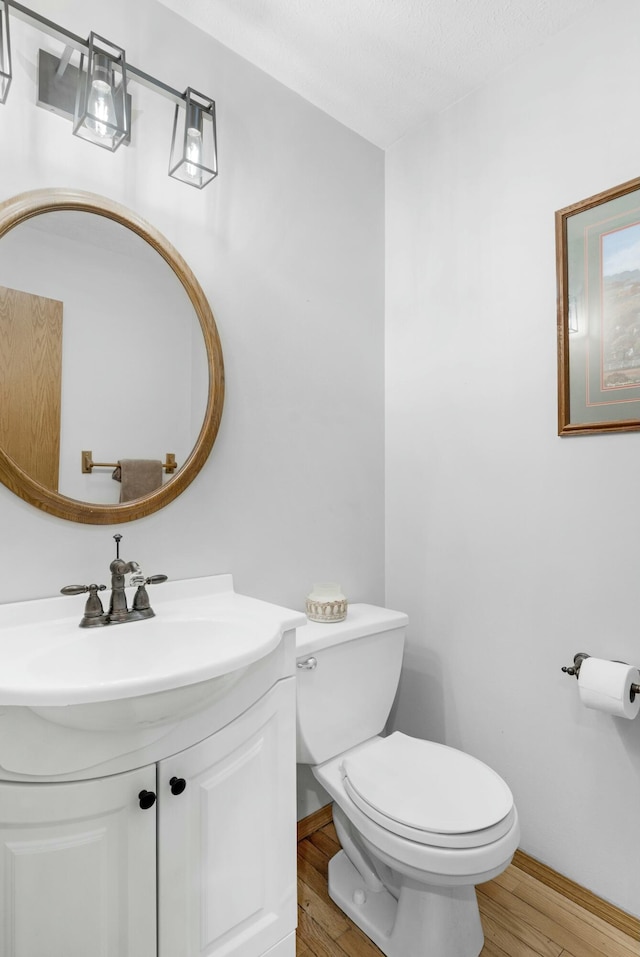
xmin=297 ymin=656 xmax=317 ymax=671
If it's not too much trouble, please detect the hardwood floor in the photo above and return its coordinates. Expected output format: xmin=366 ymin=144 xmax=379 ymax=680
xmin=296 ymin=818 xmax=639 ymax=957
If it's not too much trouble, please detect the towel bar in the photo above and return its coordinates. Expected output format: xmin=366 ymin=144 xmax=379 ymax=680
xmin=81 ymin=451 xmax=177 ymax=475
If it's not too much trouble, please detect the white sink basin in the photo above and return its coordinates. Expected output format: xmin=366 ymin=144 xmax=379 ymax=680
xmin=12 ymin=616 xmax=268 ymax=705
xmin=0 ymin=575 xmax=306 ymax=731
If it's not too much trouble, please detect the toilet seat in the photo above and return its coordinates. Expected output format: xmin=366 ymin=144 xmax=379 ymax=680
xmin=340 ymin=732 xmax=514 ymax=850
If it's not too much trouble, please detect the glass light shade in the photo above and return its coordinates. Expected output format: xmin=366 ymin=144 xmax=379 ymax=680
xmin=0 ymin=1 xmax=12 ymax=105
xmin=73 ymin=33 xmax=128 ymax=152
xmin=169 ymin=88 xmax=217 ymax=189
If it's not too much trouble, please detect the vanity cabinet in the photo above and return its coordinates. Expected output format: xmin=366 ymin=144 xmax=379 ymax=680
xmin=0 ymin=764 xmax=157 ymax=957
xmin=0 ymin=680 xmax=296 ymax=957
xmin=157 ymin=679 xmax=296 ymax=957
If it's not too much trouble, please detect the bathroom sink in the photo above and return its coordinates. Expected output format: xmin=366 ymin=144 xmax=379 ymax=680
xmin=0 ymin=574 xmax=306 ymax=731
xmin=8 ymin=616 xmax=266 ymax=705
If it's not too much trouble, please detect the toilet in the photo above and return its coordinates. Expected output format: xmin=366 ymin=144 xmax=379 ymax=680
xmin=296 ymin=604 xmax=520 ymax=957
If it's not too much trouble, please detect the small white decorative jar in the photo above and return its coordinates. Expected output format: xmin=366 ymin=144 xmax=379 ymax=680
xmin=305 ymin=583 xmax=348 ymax=623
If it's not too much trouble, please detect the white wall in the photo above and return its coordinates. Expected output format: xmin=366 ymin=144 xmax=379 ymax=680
xmin=386 ymin=0 xmax=640 ymax=917
xmin=0 ymin=0 xmax=384 ymax=616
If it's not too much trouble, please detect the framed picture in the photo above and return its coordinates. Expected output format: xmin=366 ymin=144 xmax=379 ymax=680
xmin=556 ymin=175 xmax=640 ymax=435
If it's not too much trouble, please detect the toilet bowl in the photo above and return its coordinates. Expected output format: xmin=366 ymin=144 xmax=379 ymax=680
xmin=296 ymin=604 xmax=520 ymax=957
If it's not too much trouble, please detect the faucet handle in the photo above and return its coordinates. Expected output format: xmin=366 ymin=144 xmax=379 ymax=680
xmin=61 ymin=584 xmax=107 ymax=596
xmin=131 ymin=574 xmax=167 ymax=619
xmin=60 ymin=584 xmax=108 ymax=628
xmin=129 ymin=565 xmax=146 ymax=587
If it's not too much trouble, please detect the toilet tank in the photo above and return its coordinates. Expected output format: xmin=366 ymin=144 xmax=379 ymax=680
xmin=295 ymin=604 xmax=408 ymax=765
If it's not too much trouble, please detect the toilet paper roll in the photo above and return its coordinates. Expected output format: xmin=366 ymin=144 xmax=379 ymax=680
xmin=578 ymin=657 xmax=640 ymax=719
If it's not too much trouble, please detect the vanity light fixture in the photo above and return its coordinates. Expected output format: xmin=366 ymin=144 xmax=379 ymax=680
xmin=73 ymin=33 xmax=128 ymax=152
xmin=0 ymin=1 xmax=11 ymax=105
xmin=169 ymin=88 xmax=217 ymax=189
xmin=1 ymin=1 xmax=218 ymax=187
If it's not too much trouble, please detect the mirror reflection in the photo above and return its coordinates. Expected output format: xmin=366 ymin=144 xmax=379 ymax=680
xmin=0 ymin=210 xmax=208 ymax=505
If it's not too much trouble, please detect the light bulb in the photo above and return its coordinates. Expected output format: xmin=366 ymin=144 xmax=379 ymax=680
xmin=86 ymin=77 xmax=116 ymax=140
xmin=184 ymin=126 xmax=202 ymax=182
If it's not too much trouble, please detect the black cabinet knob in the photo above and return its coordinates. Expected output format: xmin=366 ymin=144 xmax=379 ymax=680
xmin=138 ymin=789 xmax=156 ymax=809
xmin=169 ymin=776 xmax=186 ymax=795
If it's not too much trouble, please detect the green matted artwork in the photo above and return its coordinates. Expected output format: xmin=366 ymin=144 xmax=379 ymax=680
xmin=556 ymin=175 xmax=640 ymax=435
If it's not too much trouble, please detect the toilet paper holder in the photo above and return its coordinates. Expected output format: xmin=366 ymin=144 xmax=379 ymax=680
xmin=561 ymin=652 xmax=640 ymax=700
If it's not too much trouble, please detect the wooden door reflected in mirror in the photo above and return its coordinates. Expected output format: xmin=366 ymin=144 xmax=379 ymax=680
xmin=0 ymin=286 xmax=63 ymax=489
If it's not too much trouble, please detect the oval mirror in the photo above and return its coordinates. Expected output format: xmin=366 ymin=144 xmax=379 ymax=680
xmin=0 ymin=189 xmax=224 ymax=524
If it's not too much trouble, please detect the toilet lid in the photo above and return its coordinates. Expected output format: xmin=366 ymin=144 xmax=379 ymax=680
xmin=341 ymin=732 xmax=513 ymax=837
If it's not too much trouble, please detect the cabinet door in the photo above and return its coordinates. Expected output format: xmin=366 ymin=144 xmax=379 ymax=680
xmin=158 ymin=678 xmax=296 ymax=957
xmin=0 ymin=765 xmax=157 ymax=957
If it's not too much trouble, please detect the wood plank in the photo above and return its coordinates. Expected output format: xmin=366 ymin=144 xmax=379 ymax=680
xmin=335 ymin=927 xmax=385 ymax=957
xmin=484 ymin=863 xmax=522 ymax=894
xmin=513 ymin=851 xmax=640 ymax=942
xmin=321 ymin=821 xmax=339 ymax=844
xmin=309 ymin=828 xmax=341 ymax=860
xmin=510 ymin=872 xmax=638 ymax=957
xmin=295 ymin=938 xmax=311 ymax=957
xmin=297 ymin=906 xmax=341 ymax=957
xmin=297 ymin=850 xmax=334 ymax=902
xmin=513 ymin=867 xmax=639 ymax=953
xmin=478 ymin=890 xmax=563 ymax=957
xmin=480 ymin=943 xmax=511 ymax=957
xmin=298 ymin=838 xmax=330 ymax=879
xmin=298 ymin=876 xmax=351 ymax=940
xmin=482 ymin=911 xmax=550 ymax=957
xmin=478 ymin=881 xmax=629 ymax=957
xmin=298 ymin=805 xmax=333 ymax=842
xmin=558 ymin=951 xmax=605 ymax=957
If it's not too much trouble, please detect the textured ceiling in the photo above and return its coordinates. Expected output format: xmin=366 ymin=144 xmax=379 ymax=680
xmin=158 ymin=0 xmax=599 ymax=148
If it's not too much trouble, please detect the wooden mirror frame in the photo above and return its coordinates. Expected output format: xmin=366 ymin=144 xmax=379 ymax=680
xmin=0 ymin=188 xmax=224 ymax=524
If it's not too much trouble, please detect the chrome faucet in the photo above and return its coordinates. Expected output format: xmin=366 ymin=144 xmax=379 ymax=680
xmin=61 ymin=534 xmax=167 ymax=628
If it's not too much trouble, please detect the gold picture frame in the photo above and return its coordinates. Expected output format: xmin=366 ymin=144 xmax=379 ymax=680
xmin=557 ymin=175 xmax=640 ymax=435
